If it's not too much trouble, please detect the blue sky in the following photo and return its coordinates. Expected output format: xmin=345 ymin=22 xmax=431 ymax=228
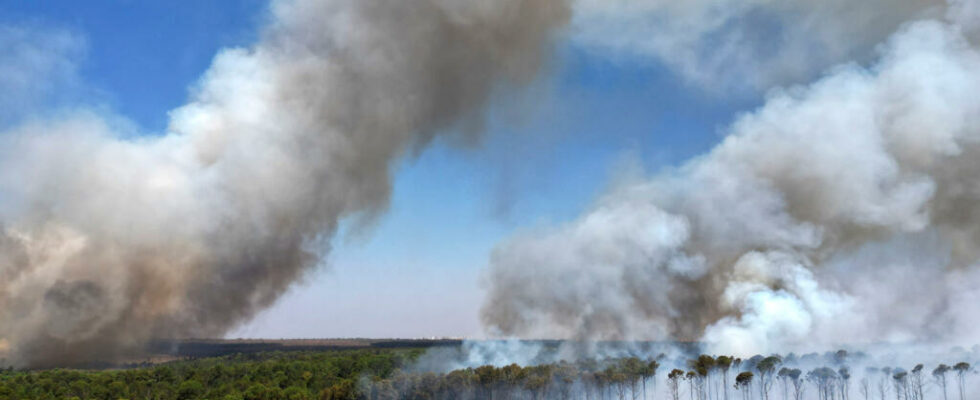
xmin=0 ymin=0 xmax=756 ymax=338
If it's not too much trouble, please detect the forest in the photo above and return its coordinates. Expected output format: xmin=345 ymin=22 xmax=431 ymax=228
xmin=0 ymin=346 xmax=974 ymax=400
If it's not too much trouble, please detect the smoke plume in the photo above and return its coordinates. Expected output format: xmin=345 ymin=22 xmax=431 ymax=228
xmin=571 ymin=0 xmax=958 ymax=91
xmin=482 ymin=16 xmax=980 ymax=356
xmin=0 ymin=0 xmax=569 ymax=367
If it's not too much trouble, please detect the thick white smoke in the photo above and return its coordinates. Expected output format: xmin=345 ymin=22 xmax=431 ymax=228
xmin=0 ymin=0 xmax=569 ymax=367
xmin=482 ymin=19 xmax=980 ymax=356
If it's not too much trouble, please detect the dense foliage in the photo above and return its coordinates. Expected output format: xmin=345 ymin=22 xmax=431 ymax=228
xmin=0 ymin=349 xmax=420 ymax=400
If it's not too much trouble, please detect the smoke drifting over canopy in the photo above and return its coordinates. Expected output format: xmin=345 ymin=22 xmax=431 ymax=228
xmin=0 ymin=0 xmax=569 ymax=367
xmin=4 ymin=0 xmax=980 ymax=370
xmin=483 ymin=16 xmax=980 ymax=355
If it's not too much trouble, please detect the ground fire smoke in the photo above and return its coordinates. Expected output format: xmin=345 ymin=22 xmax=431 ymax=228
xmin=0 ymin=0 xmax=569 ymax=367
xmin=483 ymin=14 xmax=980 ymax=355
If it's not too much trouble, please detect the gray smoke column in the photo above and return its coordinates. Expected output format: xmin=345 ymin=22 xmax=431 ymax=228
xmin=0 ymin=0 xmax=569 ymax=367
xmin=482 ymin=16 xmax=980 ymax=355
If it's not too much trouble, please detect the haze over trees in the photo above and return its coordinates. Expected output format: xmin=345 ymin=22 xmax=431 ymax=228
xmin=0 ymin=347 xmax=974 ymax=400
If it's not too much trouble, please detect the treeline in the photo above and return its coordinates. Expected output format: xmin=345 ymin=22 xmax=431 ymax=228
xmin=0 ymin=348 xmax=974 ymax=400
xmin=365 ymin=357 xmax=658 ymax=400
xmin=0 ymin=349 xmax=421 ymax=400
xmin=368 ymin=351 xmax=976 ymax=400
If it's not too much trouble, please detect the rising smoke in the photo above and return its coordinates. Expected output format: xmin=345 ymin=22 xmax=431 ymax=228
xmin=0 ymin=0 xmax=569 ymax=367
xmin=3 ymin=0 xmax=980 ymax=371
xmin=482 ymin=15 xmax=980 ymax=356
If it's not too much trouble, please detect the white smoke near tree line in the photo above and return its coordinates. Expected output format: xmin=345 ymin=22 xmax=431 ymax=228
xmin=0 ymin=0 xmax=569 ymax=367
xmin=482 ymin=16 xmax=980 ymax=356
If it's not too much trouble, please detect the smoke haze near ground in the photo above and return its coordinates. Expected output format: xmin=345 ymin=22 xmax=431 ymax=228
xmin=0 ymin=0 xmax=569 ymax=367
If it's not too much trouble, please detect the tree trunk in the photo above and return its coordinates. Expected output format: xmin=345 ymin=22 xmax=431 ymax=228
xmin=722 ymin=373 xmax=728 ymax=400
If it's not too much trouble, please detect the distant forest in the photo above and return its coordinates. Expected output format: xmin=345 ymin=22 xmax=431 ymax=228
xmin=0 ymin=347 xmax=975 ymax=400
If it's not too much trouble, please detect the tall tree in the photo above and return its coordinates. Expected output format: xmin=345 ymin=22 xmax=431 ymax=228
xmin=787 ymin=369 xmax=803 ymax=400
xmin=687 ymin=371 xmax=699 ymax=400
xmin=860 ymin=371 xmax=872 ymax=400
xmin=717 ymin=356 xmax=734 ymax=400
xmin=878 ymin=368 xmax=892 ymax=400
xmin=806 ymin=367 xmax=838 ymax=400
xmin=839 ymin=367 xmax=850 ymax=400
xmin=735 ymin=372 xmax=754 ymax=400
xmin=622 ymin=358 xmax=646 ymax=400
xmin=777 ymin=368 xmax=791 ymax=400
xmin=892 ymin=369 xmax=909 ymax=400
xmin=692 ymin=356 xmax=716 ymax=400
xmin=642 ymin=360 xmax=660 ymax=400
xmin=756 ymin=357 xmax=781 ymax=400
xmin=668 ymin=369 xmax=685 ymax=400
xmin=933 ymin=364 xmax=951 ymax=400
xmin=908 ymin=365 xmax=924 ymax=400
xmin=953 ymin=362 xmax=970 ymax=400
